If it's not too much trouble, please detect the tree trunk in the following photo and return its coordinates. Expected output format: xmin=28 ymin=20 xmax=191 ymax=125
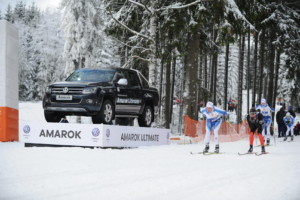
xmin=258 ymin=29 xmax=265 ymax=103
xmin=178 ymin=56 xmax=186 ymax=134
xmin=148 ymin=1 xmax=157 ymax=87
xmin=164 ymin=48 xmax=172 ymax=128
xmin=204 ymin=53 xmax=208 ymax=90
xmin=252 ymin=31 xmax=258 ymax=107
xmin=197 ymin=46 xmax=203 ymax=118
xmin=247 ymin=30 xmax=250 ymax=113
xmin=170 ymin=53 xmax=176 ymax=127
xmin=210 ymin=28 xmax=218 ymax=105
xmin=210 ymin=53 xmax=215 ymax=99
xmin=158 ymin=50 xmax=164 ymax=121
xmin=267 ymin=30 xmax=276 ymax=107
xmin=224 ymin=42 xmax=229 ymax=111
xmin=185 ymin=31 xmax=200 ymax=120
xmin=213 ymin=54 xmax=218 ymax=105
xmin=204 ymin=54 xmax=209 ymax=103
xmin=237 ymin=36 xmax=245 ymax=123
xmin=273 ymin=50 xmax=281 ymax=110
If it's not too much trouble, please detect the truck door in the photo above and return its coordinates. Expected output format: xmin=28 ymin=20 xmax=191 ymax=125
xmin=115 ymin=70 xmax=142 ymax=115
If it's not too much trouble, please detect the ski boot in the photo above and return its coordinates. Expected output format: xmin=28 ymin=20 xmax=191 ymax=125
xmin=261 ymin=146 xmax=265 ymax=153
xmin=203 ymin=144 xmax=209 ymax=153
xmin=266 ymin=138 xmax=270 ymax=145
xmin=214 ymin=144 xmax=219 ymax=153
xmin=291 ymin=135 xmax=294 ymax=141
xmin=284 ymin=136 xmax=287 ymax=141
xmin=248 ymin=145 xmax=253 ymax=153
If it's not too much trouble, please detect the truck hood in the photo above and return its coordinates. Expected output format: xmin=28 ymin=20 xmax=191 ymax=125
xmin=49 ymin=81 xmax=111 ymax=87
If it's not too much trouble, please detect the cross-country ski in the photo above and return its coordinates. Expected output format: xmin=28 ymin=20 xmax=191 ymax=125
xmin=255 ymin=152 xmax=269 ymax=156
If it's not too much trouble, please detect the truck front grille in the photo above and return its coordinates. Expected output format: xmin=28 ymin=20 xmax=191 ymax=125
xmin=51 ymin=87 xmax=83 ymax=94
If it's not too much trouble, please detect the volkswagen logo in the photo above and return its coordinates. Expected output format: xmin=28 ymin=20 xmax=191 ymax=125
xmin=23 ymin=125 xmax=31 ymax=134
xmin=63 ymin=87 xmax=69 ymax=93
xmin=106 ymin=129 xmax=110 ymax=138
xmin=92 ymin=128 xmax=100 ymax=137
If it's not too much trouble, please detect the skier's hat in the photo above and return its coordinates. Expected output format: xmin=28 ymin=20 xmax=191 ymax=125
xmin=261 ymin=99 xmax=266 ymax=104
xmin=286 ymin=112 xmax=291 ymax=117
xmin=250 ymin=108 xmax=256 ymax=113
xmin=206 ymin=102 xmax=214 ymax=108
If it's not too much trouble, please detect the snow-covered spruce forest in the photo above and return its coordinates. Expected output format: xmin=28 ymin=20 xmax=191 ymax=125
xmin=1 ymin=0 xmax=300 ymax=128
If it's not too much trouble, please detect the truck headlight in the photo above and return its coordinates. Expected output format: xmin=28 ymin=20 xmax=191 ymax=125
xmin=46 ymin=87 xmax=52 ymax=94
xmin=82 ymin=87 xmax=97 ymax=94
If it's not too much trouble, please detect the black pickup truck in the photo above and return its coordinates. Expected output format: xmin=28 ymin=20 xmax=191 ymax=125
xmin=42 ymin=68 xmax=159 ymax=127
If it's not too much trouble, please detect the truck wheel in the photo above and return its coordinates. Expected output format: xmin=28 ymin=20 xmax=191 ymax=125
xmin=138 ymin=105 xmax=153 ymax=127
xmin=44 ymin=111 xmax=64 ymax=123
xmin=92 ymin=100 xmax=114 ymax=124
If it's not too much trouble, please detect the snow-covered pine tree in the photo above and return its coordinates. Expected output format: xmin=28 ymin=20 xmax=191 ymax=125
xmin=4 ymin=4 xmax=14 ymax=23
xmin=35 ymin=9 xmax=66 ymax=97
xmin=61 ymin=0 xmax=104 ymax=75
xmin=24 ymin=2 xmax=41 ymax=27
xmin=14 ymin=1 xmax=26 ymax=23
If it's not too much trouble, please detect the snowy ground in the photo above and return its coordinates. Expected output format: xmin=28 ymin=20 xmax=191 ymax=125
xmin=1 ymin=102 xmax=300 ymax=200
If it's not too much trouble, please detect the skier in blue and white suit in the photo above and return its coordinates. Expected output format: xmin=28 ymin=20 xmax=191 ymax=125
xmin=283 ymin=112 xmax=295 ymax=141
xmin=201 ymin=102 xmax=227 ymax=153
xmin=256 ymin=99 xmax=275 ymax=145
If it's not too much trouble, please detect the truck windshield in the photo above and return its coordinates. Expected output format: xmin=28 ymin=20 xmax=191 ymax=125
xmin=66 ymin=69 xmax=116 ymax=83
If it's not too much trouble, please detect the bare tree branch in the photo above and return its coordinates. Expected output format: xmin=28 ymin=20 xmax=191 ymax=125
xmin=111 ymin=36 xmax=152 ymax=52
xmin=108 ymin=9 xmax=154 ymax=43
xmin=158 ymin=0 xmax=211 ymax=11
xmin=132 ymin=55 xmax=150 ymax=62
xmin=128 ymin=0 xmax=152 ymax=14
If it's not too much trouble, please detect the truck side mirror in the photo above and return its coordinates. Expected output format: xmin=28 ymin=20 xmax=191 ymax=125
xmin=117 ymin=78 xmax=128 ymax=86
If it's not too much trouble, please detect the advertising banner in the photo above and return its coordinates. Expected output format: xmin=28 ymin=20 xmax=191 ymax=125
xmin=19 ymin=122 xmax=103 ymax=147
xmin=19 ymin=122 xmax=170 ymax=148
xmin=101 ymin=125 xmax=170 ymax=147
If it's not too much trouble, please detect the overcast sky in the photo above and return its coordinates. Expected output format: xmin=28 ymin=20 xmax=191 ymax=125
xmin=0 ymin=0 xmax=61 ymax=13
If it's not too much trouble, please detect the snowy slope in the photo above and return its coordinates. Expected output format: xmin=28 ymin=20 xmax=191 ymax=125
xmin=1 ymin=102 xmax=300 ymax=200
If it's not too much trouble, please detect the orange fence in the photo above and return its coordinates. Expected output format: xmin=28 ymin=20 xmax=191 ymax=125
xmin=184 ymin=115 xmax=250 ymax=143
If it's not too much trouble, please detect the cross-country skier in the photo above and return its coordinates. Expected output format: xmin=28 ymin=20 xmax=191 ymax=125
xmin=247 ymin=108 xmax=265 ymax=153
xmin=256 ymin=99 xmax=275 ymax=145
xmin=201 ymin=102 xmax=227 ymax=153
xmin=283 ymin=112 xmax=295 ymax=141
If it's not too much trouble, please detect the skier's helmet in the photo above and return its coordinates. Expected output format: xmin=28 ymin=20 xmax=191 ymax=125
xmin=206 ymin=102 xmax=214 ymax=108
xmin=250 ymin=108 xmax=256 ymax=115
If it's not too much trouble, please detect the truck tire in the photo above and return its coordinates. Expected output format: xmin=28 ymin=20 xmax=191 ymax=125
xmin=92 ymin=99 xmax=114 ymax=124
xmin=44 ymin=111 xmax=65 ymax=123
xmin=138 ymin=105 xmax=153 ymax=127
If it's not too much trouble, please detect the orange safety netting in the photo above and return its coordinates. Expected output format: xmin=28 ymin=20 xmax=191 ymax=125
xmin=184 ymin=115 xmax=251 ymax=143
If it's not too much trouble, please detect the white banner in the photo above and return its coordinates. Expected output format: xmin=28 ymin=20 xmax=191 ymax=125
xmin=102 ymin=124 xmax=170 ymax=147
xmin=19 ymin=122 xmax=103 ymax=147
xmin=19 ymin=122 xmax=170 ymax=147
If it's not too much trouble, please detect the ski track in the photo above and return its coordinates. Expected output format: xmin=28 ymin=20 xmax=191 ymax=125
xmin=0 ymin=102 xmax=300 ymax=200
xmin=1 ymin=141 xmax=300 ymax=200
